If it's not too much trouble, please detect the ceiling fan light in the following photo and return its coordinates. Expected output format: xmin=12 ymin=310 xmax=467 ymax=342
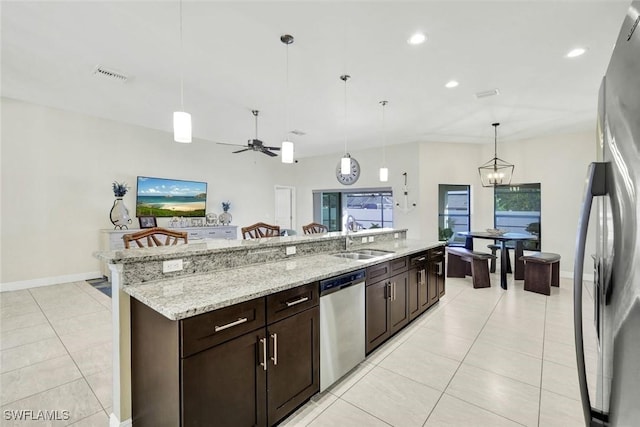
xmin=341 ymin=156 xmax=351 ymax=174
xmin=173 ymin=111 xmax=192 ymax=143
xmin=379 ymin=167 xmax=389 ymax=182
xmin=281 ymin=140 xmax=294 ymax=163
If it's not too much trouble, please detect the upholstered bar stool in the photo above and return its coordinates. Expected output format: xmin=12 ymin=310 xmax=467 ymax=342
xmin=519 ymin=252 xmax=561 ymax=295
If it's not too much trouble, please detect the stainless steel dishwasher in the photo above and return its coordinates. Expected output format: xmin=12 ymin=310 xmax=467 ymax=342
xmin=319 ymin=269 xmax=366 ymax=392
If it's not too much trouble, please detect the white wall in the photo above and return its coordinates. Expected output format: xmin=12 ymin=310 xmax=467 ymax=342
xmin=0 ymin=97 xmax=597 ymax=288
xmin=0 ymin=98 xmax=293 ymax=288
xmin=290 ymin=142 xmax=422 ymax=239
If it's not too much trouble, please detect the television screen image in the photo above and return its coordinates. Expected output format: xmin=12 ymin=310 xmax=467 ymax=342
xmin=136 ymin=176 xmax=207 ymax=217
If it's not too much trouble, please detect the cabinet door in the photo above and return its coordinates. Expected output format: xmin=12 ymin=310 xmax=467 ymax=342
xmin=389 ymin=271 xmax=409 ymax=335
xmin=417 ymin=266 xmax=430 ymax=313
xmin=427 ymin=259 xmax=439 ymax=308
xmin=436 ymin=256 xmax=446 ymax=298
xmin=408 ymin=268 xmax=420 ymax=321
xmin=365 ymin=279 xmax=390 ymax=354
xmin=267 ymin=306 xmax=320 ymax=426
xmin=181 ymin=330 xmax=267 ymax=427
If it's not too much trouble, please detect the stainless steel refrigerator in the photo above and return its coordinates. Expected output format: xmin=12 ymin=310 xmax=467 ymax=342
xmin=574 ymin=2 xmax=640 ymax=425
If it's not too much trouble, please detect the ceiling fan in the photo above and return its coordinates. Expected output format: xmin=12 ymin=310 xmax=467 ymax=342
xmin=217 ymin=110 xmax=280 ymax=157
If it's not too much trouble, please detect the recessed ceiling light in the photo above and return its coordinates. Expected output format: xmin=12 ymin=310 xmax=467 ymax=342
xmin=445 ymin=80 xmax=459 ymax=88
xmin=408 ymin=32 xmax=426 ymax=45
xmin=566 ymin=47 xmax=587 ymax=58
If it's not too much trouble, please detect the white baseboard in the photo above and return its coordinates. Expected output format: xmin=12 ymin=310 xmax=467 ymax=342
xmin=110 ymin=413 xmax=132 ymax=427
xmin=559 ymin=270 xmax=592 ymax=282
xmin=0 ymin=271 xmax=102 ymax=292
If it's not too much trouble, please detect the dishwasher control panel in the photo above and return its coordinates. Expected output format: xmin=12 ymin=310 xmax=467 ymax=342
xmin=319 ymin=269 xmax=366 ymax=296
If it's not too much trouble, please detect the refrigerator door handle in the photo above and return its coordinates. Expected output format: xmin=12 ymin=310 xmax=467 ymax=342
xmin=574 ymin=162 xmax=607 ymax=425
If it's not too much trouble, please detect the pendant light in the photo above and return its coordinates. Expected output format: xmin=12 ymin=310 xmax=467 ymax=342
xmin=280 ymin=34 xmax=294 ymax=163
xmin=173 ymin=0 xmax=191 ymax=143
xmin=340 ymin=74 xmax=351 ymax=174
xmin=478 ymin=123 xmax=514 ymax=187
xmin=379 ymin=100 xmax=389 ymax=182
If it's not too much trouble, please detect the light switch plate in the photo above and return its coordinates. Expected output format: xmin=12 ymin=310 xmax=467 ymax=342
xmin=286 ymin=246 xmax=296 ymax=255
xmin=361 ymin=237 xmax=367 ymax=243
xmin=394 ymin=233 xmax=399 ymax=239
xmin=368 ymin=236 xmax=375 ymax=242
xmin=163 ymin=259 xmax=183 ymax=273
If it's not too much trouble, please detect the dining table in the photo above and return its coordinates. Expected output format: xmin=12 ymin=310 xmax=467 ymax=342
xmin=460 ymin=231 xmax=538 ymax=290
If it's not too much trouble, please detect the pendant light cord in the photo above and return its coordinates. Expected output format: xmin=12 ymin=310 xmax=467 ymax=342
xmin=285 ymin=41 xmax=289 ymax=138
xmin=179 ymin=0 xmax=184 ymax=111
xmin=381 ymin=100 xmax=388 ymax=164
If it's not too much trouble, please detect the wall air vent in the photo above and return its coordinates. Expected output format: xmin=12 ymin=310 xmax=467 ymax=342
xmin=475 ymin=88 xmax=500 ymax=99
xmin=93 ymin=65 xmax=129 ymax=83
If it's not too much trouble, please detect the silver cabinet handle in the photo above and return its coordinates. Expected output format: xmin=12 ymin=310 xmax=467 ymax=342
xmin=259 ymin=337 xmax=267 ymax=371
xmin=419 ymin=269 xmax=425 ymax=286
xmin=386 ymin=282 xmax=392 ymax=300
xmin=214 ymin=317 xmax=248 ymax=332
xmin=391 ymin=281 xmax=396 ymax=302
xmin=285 ymin=296 xmax=309 ymax=307
xmin=270 ymin=333 xmax=278 ymax=366
xmin=437 ymin=261 xmax=443 ymax=276
xmin=415 ymin=256 xmax=426 ymax=262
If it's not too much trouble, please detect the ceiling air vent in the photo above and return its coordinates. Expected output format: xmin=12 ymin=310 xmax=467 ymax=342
xmin=93 ymin=65 xmax=129 ymax=83
xmin=290 ymin=129 xmax=306 ymax=136
xmin=475 ymin=88 xmax=500 ymax=99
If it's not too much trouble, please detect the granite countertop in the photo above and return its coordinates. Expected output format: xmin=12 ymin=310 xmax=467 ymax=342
xmin=123 ymin=238 xmax=443 ymax=320
xmin=94 ymin=228 xmax=405 ymax=264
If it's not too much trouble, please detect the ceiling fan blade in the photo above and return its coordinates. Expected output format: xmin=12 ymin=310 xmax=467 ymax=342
xmin=263 ymin=146 xmax=281 ymax=151
xmin=217 ymin=142 xmax=246 ymax=147
xmin=262 ymin=150 xmax=278 ymax=157
xmin=232 ymin=148 xmax=250 ymax=154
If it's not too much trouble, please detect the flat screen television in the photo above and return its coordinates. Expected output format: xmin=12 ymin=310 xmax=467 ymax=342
xmin=136 ymin=176 xmax=207 ymax=217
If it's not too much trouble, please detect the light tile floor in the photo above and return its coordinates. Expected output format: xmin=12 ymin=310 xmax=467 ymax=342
xmin=0 ymin=272 xmax=597 ymax=426
xmin=1 ymin=281 xmax=111 ymax=426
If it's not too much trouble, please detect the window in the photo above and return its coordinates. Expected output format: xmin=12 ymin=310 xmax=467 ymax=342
xmin=314 ymin=188 xmax=393 ymax=231
xmin=438 ymin=185 xmax=470 ymax=241
xmin=494 ymin=183 xmax=541 ymax=250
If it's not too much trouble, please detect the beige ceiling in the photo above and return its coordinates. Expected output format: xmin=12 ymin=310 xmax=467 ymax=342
xmin=0 ymin=1 xmax=630 ymax=158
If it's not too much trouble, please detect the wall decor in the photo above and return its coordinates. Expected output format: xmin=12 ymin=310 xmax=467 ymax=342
xmin=110 ymin=181 xmax=132 ymax=229
xmin=205 ymin=213 xmax=218 ymax=226
xmin=136 ymin=176 xmax=207 ymax=217
xmin=139 ymin=216 xmax=157 ymax=229
xmin=219 ymin=201 xmax=232 ymax=225
xmin=191 ymin=218 xmax=203 ymax=227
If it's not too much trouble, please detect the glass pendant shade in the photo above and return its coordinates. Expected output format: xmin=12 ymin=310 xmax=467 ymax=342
xmin=281 ymin=140 xmax=294 ymax=164
xmin=379 ymin=167 xmax=389 ymax=182
xmin=173 ymin=111 xmax=192 ymax=143
xmin=478 ymin=122 xmax=514 ymax=187
xmin=341 ymin=155 xmax=351 ymax=174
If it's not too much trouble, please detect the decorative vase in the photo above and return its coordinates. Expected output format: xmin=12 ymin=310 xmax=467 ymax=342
xmin=110 ymin=198 xmax=132 ymax=229
xmin=219 ymin=211 xmax=232 ymax=226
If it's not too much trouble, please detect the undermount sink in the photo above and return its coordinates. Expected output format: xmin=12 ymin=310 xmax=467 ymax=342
xmin=333 ymin=248 xmax=395 ymax=261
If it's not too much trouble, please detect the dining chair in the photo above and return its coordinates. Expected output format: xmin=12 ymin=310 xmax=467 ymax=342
xmin=241 ymin=222 xmax=281 ymax=239
xmin=123 ymin=227 xmax=188 ymax=249
xmin=302 ymin=222 xmax=328 ymax=234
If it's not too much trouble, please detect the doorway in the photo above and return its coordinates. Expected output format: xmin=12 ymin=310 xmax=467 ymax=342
xmin=274 ymin=186 xmax=295 ymax=233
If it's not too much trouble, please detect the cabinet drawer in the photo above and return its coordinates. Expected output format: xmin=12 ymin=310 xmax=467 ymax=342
xmin=186 ymin=230 xmax=202 ymax=239
xmin=410 ymin=251 xmax=428 ymax=266
xmin=366 ymin=262 xmax=389 ymax=284
xmin=181 ymin=298 xmax=265 ymax=358
xmin=428 ymin=246 xmax=445 ymax=260
xmin=389 ymin=256 xmax=408 ymax=274
xmin=267 ymin=282 xmax=318 ymax=324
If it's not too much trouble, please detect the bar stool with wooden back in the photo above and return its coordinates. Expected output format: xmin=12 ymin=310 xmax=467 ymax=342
xmin=241 ymin=222 xmax=281 ymax=239
xmin=123 ymin=227 xmax=188 ymax=249
xmin=302 ymin=222 xmax=328 ymax=234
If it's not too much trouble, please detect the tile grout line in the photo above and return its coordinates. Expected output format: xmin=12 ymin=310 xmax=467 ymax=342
xmin=19 ymin=287 xmax=110 ymax=416
xmin=421 ymin=283 xmax=510 ymax=426
xmin=537 ymin=295 xmax=548 ymax=427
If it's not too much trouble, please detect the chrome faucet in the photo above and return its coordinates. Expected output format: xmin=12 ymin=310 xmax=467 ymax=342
xmin=344 ymin=214 xmax=356 ymax=247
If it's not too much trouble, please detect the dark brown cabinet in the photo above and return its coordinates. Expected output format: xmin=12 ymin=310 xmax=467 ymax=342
xmin=428 ymin=247 xmax=446 ymax=299
xmin=365 ymin=261 xmax=409 ymax=354
xmin=408 ymin=251 xmax=429 ymax=321
xmin=131 ymin=282 xmax=319 ymax=427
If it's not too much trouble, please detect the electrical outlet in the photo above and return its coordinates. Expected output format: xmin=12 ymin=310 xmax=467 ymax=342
xmin=163 ymin=259 xmax=183 ymax=273
xmin=394 ymin=233 xmax=399 ymax=239
xmin=368 ymin=236 xmax=375 ymax=242
xmin=285 ymin=246 xmax=296 ymax=255
xmin=361 ymin=237 xmax=367 ymax=243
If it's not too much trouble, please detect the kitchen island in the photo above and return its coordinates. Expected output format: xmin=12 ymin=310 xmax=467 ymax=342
xmin=95 ymin=229 xmax=444 ymax=426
